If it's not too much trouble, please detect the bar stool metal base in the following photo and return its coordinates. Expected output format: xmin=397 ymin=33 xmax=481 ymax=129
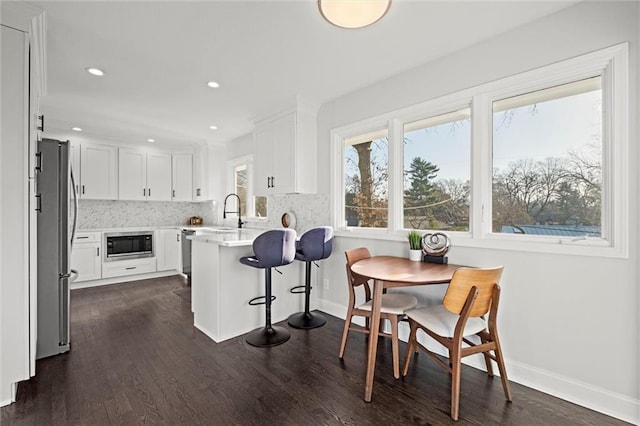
xmin=287 ymin=311 xmax=326 ymax=329
xmin=245 ymin=325 xmax=290 ymax=347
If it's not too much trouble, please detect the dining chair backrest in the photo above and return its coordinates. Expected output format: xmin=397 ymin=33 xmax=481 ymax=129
xmin=443 ymin=266 xmax=504 ymax=317
xmin=345 ymin=247 xmax=372 ymax=288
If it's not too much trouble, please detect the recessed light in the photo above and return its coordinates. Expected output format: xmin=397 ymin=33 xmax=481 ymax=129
xmin=209 ymin=125 xmax=218 ymax=130
xmin=72 ymin=127 xmax=82 ymax=132
xmin=147 ymin=138 xmax=155 ymax=143
xmin=207 ymin=81 xmax=220 ymax=88
xmin=85 ymin=67 xmax=105 ymax=76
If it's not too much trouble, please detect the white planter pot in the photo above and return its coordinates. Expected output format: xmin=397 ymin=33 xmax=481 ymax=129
xmin=409 ymin=249 xmax=423 ymax=261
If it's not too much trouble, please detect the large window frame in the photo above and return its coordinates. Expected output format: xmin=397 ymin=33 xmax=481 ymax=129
xmin=330 ymin=43 xmax=628 ymax=258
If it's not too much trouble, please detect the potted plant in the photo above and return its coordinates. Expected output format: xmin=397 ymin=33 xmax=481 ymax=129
xmin=408 ymin=230 xmax=423 ymax=261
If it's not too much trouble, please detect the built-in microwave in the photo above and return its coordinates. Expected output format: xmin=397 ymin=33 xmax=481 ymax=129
xmin=104 ymin=231 xmax=154 ymax=262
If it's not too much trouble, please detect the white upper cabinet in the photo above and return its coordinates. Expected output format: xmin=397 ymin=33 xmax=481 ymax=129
xmin=172 ymin=154 xmax=193 ymax=201
xmin=253 ymin=103 xmax=317 ymax=196
xmin=119 ymin=148 xmax=171 ymax=201
xmin=80 ymin=144 xmax=118 ymax=200
xmin=146 ymin=152 xmax=172 ymax=201
xmin=118 ymin=148 xmax=146 ymax=200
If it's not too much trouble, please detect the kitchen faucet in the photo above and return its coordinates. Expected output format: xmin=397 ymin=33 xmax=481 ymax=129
xmin=223 ymin=193 xmax=244 ymax=229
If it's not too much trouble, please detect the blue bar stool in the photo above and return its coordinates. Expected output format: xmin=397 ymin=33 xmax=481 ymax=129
xmin=240 ymin=229 xmax=297 ymax=347
xmin=287 ymin=226 xmax=333 ymax=329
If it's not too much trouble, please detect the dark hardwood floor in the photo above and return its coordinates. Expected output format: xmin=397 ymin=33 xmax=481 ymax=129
xmin=1 ymin=275 xmax=629 ymax=425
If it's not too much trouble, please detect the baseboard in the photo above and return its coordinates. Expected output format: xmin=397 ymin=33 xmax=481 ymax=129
xmin=71 ymin=271 xmax=182 ymax=289
xmin=0 ymin=381 xmax=18 ymax=407
xmin=315 ymin=299 xmax=639 ymax=424
xmin=507 ymin=359 xmax=639 ymax=424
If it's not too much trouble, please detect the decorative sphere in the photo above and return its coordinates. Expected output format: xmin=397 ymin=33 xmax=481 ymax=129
xmin=421 ymin=232 xmax=451 ymax=257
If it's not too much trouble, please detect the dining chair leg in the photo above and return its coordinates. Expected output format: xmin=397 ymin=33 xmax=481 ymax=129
xmin=390 ymin=315 xmax=400 ymax=379
xmin=480 ymin=334 xmax=494 ymax=376
xmin=339 ymin=310 xmax=353 ymax=359
xmin=493 ymin=336 xmax=513 ymax=401
xmin=450 ymin=345 xmax=462 ymax=421
xmin=402 ymin=320 xmax=418 ymax=376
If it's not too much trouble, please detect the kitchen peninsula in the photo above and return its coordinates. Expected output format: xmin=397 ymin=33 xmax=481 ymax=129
xmin=190 ymin=229 xmax=305 ymax=342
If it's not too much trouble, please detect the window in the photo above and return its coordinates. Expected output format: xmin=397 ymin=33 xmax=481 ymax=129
xmin=492 ymin=77 xmax=602 ymax=238
xmin=403 ymin=108 xmax=471 ymax=231
xmin=344 ymin=129 xmax=388 ymax=228
xmin=228 ymin=156 xmax=267 ymax=218
xmin=331 ymin=43 xmax=627 ymax=257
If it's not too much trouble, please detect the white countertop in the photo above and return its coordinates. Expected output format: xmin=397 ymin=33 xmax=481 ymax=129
xmin=187 ymin=228 xmax=264 ymax=247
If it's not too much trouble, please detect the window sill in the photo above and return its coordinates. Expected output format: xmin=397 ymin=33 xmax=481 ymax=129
xmin=334 ymin=228 xmax=627 ymax=259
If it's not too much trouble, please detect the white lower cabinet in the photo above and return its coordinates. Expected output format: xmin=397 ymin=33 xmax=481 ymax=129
xmin=156 ymin=228 xmax=182 ymax=272
xmin=102 ymin=257 xmax=157 ymax=279
xmin=71 ymin=232 xmax=102 ymax=282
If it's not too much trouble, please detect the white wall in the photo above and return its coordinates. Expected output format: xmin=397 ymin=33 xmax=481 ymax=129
xmin=310 ymin=1 xmax=639 ymax=423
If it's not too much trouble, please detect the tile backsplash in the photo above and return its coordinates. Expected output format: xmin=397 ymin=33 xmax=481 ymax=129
xmin=265 ymin=193 xmax=331 ymax=232
xmin=77 ymin=193 xmax=331 ymax=232
xmin=78 ymin=200 xmax=217 ymax=229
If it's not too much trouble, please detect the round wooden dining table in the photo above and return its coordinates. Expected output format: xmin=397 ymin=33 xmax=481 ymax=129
xmin=350 ymin=255 xmax=463 ymax=402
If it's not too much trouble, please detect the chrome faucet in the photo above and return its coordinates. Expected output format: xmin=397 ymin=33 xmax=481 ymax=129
xmin=223 ymin=193 xmax=244 ymax=229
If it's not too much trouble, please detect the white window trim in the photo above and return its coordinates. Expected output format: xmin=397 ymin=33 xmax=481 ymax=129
xmin=331 ymin=43 xmax=629 ymax=258
xmin=227 ymin=154 xmax=266 ymax=220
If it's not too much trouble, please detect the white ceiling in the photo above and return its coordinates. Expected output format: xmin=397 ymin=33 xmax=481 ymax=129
xmin=35 ymin=0 xmax=577 ymax=149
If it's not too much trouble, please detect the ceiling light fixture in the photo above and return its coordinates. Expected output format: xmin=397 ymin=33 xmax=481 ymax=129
xmin=85 ymin=67 xmax=105 ymax=76
xmin=207 ymin=81 xmax=220 ymax=88
xmin=209 ymin=125 xmax=218 ymax=130
xmin=72 ymin=127 xmax=82 ymax=132
xmin=318 ymin=0 xmax=391 ymax=29
xmin=147 ymin=138 xmax=155 ymax=143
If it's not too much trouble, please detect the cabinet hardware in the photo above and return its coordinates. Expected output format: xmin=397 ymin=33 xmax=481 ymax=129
xmin=196 ymin=188 xmax=201 ymax=196
xmin=77 ymin=236 xmax=89 ymax=239
xmin=176 ymin=234 xmax=180 ymax=242
xmin=272 ymin=176 xmax=275 ymax=187
xmin=37 ymin=115 xmax=44 ymax=132
xmin=143 ymin=188 xmax=146 ymax=196
xmin=172 ymin=189 xmax=175 ymax=198
xmin=125 ymin=266 xmax=136 ymax=270
xmin=35 ymin=152 xmax=42 ymax=173
xmin=82 ymin=185 xmax=85 ymax=194
xmin=35 ymin=194 xmax=42 ymax=212
xmin=96 ymin=247 xmax=100 ymax=256
xmin=148 ymin=188 xmax=151 ymax=197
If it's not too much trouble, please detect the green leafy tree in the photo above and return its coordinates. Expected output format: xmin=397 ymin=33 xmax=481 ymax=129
xmin=404 ymin=157 xmax=440 ymax=229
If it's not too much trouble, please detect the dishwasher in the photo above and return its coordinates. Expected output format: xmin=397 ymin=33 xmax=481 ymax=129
xmin=181 ymin=229 xmax=196 ymax=284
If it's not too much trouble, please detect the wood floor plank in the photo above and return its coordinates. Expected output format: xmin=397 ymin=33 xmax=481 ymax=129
xmin=1 ymin=275 xmax=631 ymax=425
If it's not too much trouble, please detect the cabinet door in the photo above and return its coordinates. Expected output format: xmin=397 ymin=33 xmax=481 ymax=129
xmin=80 ymin=144 xmax=118 ymax=199
xmin=271 ymin=112 xmax=296 ymax=194
xmin=147 ymin=152 xmax=172 ymax=201
xmin=156 ymin=229 xmax=181 ymax=271
xmin=118 ymin=148 xmax=146 ymax=200
xmin=254 ymin=124 xmax=273 ymax=196
xmin=172 ymin=154 xmax=193 ymax=201
xmin=70 ymin=243 xmax=102 ymax=282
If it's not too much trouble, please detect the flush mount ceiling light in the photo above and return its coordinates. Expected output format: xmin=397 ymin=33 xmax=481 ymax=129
xmin=147 ymin=138 xmax=155 ymax=143
xmin=85 ymin=67 xmax=105 ymax=76
xmin=318 ymin=0 xmax=391 ymax=29
xmin=209 ymin=125 xmax=218 ymax=130
xmin=207 ymin=81 xmax=220 ymax=88
xmin=72 ymin=127 xmax=82 ymax=132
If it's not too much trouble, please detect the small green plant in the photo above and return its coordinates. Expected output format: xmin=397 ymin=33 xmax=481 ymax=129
xmin=408 ymin=230 xmax=422 ymax=250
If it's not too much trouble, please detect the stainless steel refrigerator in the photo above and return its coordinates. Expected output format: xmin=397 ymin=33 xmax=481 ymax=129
xmin=36 ymin=138 xmax=78 ymax=359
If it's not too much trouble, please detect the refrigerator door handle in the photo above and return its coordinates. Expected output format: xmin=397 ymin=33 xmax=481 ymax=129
xmin=70 ymin=168 xmax=78 ymax=247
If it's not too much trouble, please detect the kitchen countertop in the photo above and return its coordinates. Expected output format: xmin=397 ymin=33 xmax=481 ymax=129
xmin=187 ymin=228 xmax=264 ymax=247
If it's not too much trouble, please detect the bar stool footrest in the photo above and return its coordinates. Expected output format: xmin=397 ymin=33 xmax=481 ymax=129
xmin=289 ymin=285 xmax=308 ymax=294
xmin=248 ymin=295 xmax=276 ymax=306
